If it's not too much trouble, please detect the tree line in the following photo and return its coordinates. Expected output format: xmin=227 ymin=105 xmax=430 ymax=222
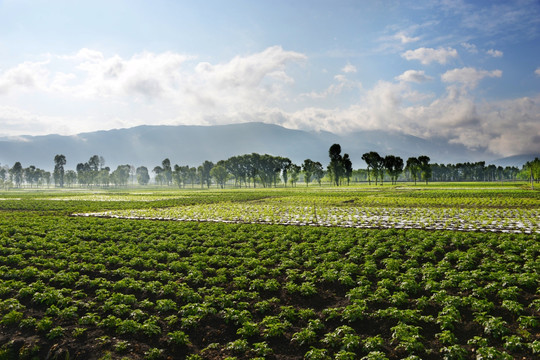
xmin=0 ymin=145 xmax=537 ymax=189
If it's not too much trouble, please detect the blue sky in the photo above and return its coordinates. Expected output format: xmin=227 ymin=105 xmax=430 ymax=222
xmin=0 ymin=0 xmax=539 ymax=157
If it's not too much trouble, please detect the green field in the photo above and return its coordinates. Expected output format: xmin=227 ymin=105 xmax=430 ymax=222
xmin=0 ymin=184 xmax=539 ymax=359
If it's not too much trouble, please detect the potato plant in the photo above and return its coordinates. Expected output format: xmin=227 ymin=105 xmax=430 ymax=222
xmin=0 ymin=186 xmax=538 ymax=359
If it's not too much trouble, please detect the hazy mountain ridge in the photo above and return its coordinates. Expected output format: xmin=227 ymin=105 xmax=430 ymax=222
xmin=0 ymin=123 xmax=534 ymax=170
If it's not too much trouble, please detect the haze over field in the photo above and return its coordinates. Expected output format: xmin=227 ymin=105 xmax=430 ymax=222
xmin=0 ymin=0 xmax=539 ymax=160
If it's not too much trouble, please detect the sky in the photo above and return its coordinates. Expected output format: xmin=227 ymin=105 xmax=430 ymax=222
xmin=0 ymin=0 xmax=539 ymax=157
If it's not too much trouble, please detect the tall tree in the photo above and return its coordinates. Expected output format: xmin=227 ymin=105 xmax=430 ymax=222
xmin=384 ymin=155 xmax=404 ymax=185
xmin=43 ymin=171 xmax=52 ymax=188
xmin=328 ymin=144 xmax=343 ymax=186
xmin=53 ymin=154 xmax=66 ymax=187
xmin=288 ymin=164 xmax=301 ymax=187
xmin=302 ymin=159 xmax=316 ymax=186
xmin=405 ymin=157 xmax=421 ymax=185
xmin=65 ymin=170 xmax=77 ymax=187
xmin=88 ymin=155 xmax=100 ymax=172
xmin=277 ymin=157 xmax=291 ymax=187
xmin=362 ymin=152 xmax=383 ymax=185
xmin=111 ymin=165 xmax=130 ymax=186
xmin=9 ymin=162 xmax=23 ymax=187
xmin=162 ymin=158 xmax=172 ymax=186
xmin=523 ymin=157 xmax=540 ymax=190
xmin=418 ymin=155 xmax=431 ymax=185
xmin=362 ymin=153 xmax=372 ymax=185
xmin=342 ymin=154 xmax=353 ymax=186
xmin=136 ymin=166 xmax=150 ymax=185
xmin=313 ymin=161 xmax=324 ymax=186
xmin=200 ymin=160 xmax=214 ymax=188
xmin=24 ymin=166 xmax=35 ymax=187
xmin=188 ymin=167 xmax=197 ymax=188
xmin=210 ymin=164 xmax=229 ymax=189
xmin=96 ymin=167 xmax=110 ymax=187
xmin=0 ymin=166 xmax=6 ymax=185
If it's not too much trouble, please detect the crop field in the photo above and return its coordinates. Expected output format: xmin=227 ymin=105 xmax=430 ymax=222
xmin=0 ymin=184 xmax=539 ymax=359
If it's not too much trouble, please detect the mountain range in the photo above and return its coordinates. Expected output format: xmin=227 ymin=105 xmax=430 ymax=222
xmin=0 ymin=122 xmax=535 ymax=171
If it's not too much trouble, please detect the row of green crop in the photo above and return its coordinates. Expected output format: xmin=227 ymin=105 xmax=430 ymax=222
xmin=1 ymin=211 xmax=539 ymax=359
xmin=2 ymin=184 xmax=539 ymax=210
xmin=91 ymin=202 xmax=540 ymax=233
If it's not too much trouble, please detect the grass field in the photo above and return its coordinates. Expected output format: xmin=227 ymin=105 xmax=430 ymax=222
xmin=0 ymin=183 xmax=539 ymax=359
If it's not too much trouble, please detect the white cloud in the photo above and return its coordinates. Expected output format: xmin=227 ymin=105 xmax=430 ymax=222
xmin=401 ymin=47 xmax=458 ymax=65
xmin=341 ymin=63 xmax=357 ymax=73
xmin=68 ymin=50 xmax=190 ymax=99
xmin=286 ymin=85 xmax=540 ymax=157
xmin=0 ymin=46 xmax=307 ymax=135
xmin=0 ymin=105 xmax=75 ymax=136
xmin=486 ymin=49 xmax=503 ymax=57
xmin=393 ymin=31 xmax=420 ymax=44
xmin=0 ymin=47 xmax=538 ymax=158
xmin=461 ymin=42 xmax=478 ymax=53
xmin=441 ymin=67 xmax=502 ymax=89
xmin=300 ymin=73 xmax=358 ymax=99
xmin=0 ymin=61 xmax=49 ymax=94
xmin=395 ymin=70 xmax=433 ymax=83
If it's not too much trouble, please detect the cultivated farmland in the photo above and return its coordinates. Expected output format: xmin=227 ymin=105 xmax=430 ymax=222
xmin=0 ymin=184 xmax=539 ymax=359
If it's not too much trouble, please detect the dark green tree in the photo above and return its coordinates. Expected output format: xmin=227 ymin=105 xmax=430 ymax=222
xmin=53 ymin=154 xmax=66 ymax=187
xmin=328 ymin=144 xmax=343 ymax=186
xmin=162 ymin=158 xmax=172 ymax=186
xmin=384 ymin=155 xmax=404 ymax=185
xmin=523 ymin=157 xmax=540 ymax=190
xmin=405 ymin=157 xmax=421 ymax=185
xmin=302 ymin=159 xmax=316 ymax=186
xmin=9 ymin=162 xmax=23 ymax=187
xmin=173 ymin=165 xmax=190 ymax=188
xmin=136 ymin=166 xmax=150 ymax=185
xmin=65 ymin=170 xmax=77 ymax=187
xmin=362 ymin=151 xmax=383 ymax=185
xmin=111 ymin=165 xmax=130 ymax=186
xmin=288 ymin=164 xmax=301 ymax=187
xmin=210 ymin=164 xmax=229 ymax=189
xmin=418 ymin=155 xmax=431 ymax=185
xmin=313 ymin=161 xmax=324 ymax=186
xmin=24 ymin=165 xmax=37 ymax=187
xmin=188 ymin=167 xmax=197 ymax=188
xmin=342 ymin=153 xmax=353 ymax=185
xmin=199 ymin=160 xmax=214 ymax=188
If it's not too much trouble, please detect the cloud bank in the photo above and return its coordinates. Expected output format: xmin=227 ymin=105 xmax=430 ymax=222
xmin=0 ymin=47 xmax=539 ymax=158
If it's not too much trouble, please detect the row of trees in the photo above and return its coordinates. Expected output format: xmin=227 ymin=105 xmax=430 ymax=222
xmin=51 ymin=155 xmax=147 ymax=188
xmin=360 ymin=152 xmax=431 ymax=186
xmin=0 ymin=162 xmax=52 ymax=188
xmin=1 ymin=148 xmax=537 ymax=189
xmin=430 ymin=162 xmax=521 ymax=182
xmin=154 ymin=154 xmax=325 ymax=189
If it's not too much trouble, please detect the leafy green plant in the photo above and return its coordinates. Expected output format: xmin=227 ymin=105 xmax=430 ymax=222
xmin=439 ymin=344 xmax=467 ymax=360
xmin=144 ymin=348 xmax=162 ymax=360
xmin=391 ymin=322 xmax=424 ymax=353
xmin=226 ymin=339 xmax=249 ymax=353
xmin=114 ymin=340 xmax=130 ymax=353
xmin=168 ymin=330 xmax=191 ymax=346
xmin=47 ymin=326 xmax=64 ymax=340
xmin=1 ymin=310 xmax=23 ymax=326
xmin=36 ymin=316 xmax=53 ymax=332
xmin=304 ymin=347 xmax=331 ymax=360
xmin=72 ymin=327 xmax=87 ymax=338
xmin=360 ymin=351 xmax=389 ymax=360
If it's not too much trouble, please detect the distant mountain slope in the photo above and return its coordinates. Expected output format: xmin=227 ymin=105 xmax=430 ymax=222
xmin=491 ymin=154 xmax=539 ymax=168
xmin=0 ymin=122 xmax=524 ymax=170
